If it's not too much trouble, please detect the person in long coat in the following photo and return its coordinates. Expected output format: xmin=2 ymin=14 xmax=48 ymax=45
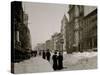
xmin=42 ymin=50 xmax=46 ymax=59
xmin=46 ymin=50 xmax=51 ymax=61
xmin=52 ymin=52 xmax=58 ymax=70
xmin=39 ymin=50 xmax=41 ymax=56
xmin=57 ymin=52 xmax=63 ymax=70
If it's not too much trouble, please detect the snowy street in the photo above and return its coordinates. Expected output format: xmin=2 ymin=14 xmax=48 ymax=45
xmin=14 ymin=51 xmax=97 ymax=74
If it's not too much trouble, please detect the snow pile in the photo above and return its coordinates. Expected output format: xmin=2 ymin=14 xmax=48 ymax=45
xmin=14 ymin=56 xmax=53 ymax=74
xmin=63 ymin=52 xmax=97 ymax=70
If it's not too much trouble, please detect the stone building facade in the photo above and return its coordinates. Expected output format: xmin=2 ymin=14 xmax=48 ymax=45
xmin=68 ymin=5 xmax=97 ymax=53
xmin=45 ymin=40 xmax=52 ymax=50
xmin=61 ymin=14 xmax=69 ymax=51
xmin=55 ymin=33 xmax=62 ymax=51
xmin=68 ymin=5 xmax=84 ymax=53
xmin=51 ymin=33 xmax=59 ymax=51
xmin=11 ymin=1 xmax=32 ymax=62
xmin=80 ymin=8 xmax=97 ymax=51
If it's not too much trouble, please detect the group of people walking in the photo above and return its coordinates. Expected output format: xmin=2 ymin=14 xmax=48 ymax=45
xmin=42 ymin=50 xmax=51 ymax=61
xmin=42 ymin=50 xmax=63 ymax=71
xmin=52 ymin=51 xmax=63 ymax=70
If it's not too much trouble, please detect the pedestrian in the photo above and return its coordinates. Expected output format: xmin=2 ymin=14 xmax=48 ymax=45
xmin=35 ymin=50 xmax=37 ymax=56
xmin=46 ymin=49 xmax=51 ymax=61
xmin=34 ymin=50 xmax=37 ymax=57
xmin=57 ymin=52 xmax=63 ymax=70
xmin=42 ymin=50 xmax=46 ymax=59
xmin=39 ymin=50 xmax=41 ymax=56
xmin=52 ymin=51 xmax=58 ymax=70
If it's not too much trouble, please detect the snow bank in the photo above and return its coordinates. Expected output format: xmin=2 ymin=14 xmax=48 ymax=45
xmin=14 ymin=56 xmax=53 ymax=74
xmin=63 ymin=56 xmax=97 ymax=70
xmin=63 ymin=52 xmax=97 ymax=67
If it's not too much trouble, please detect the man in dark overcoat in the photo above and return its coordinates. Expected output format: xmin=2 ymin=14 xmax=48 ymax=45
xmin=52 ymin=52 xmax=58 ymax=70
xmin=42 ymin=50 xmax=46 ymax=59
xmin=57 ymin=52 xmax=63 ymax=70
xmin=46 ymin=49 xmax=51 ymax=61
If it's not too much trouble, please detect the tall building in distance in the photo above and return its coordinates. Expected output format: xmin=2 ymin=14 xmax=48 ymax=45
xmin=45 ymin=39 xmax=52 ymax=50
xmin=61 ymin=14 xmax=69 ymax=51
xmin=34 ymin=43 xmax=46 ymax=50
xmin=51 ymin=33 xmax=59 ymax=51
xmin=54 ymin=33 xmax=62 ymax=51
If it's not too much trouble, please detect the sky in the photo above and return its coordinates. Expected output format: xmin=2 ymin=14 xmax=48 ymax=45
xmin=22 ymin=2 xmax=69 ymax=49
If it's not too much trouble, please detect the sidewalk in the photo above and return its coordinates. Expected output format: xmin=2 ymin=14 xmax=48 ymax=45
xmin=14 ymin=56 xmax=53 ymax=74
